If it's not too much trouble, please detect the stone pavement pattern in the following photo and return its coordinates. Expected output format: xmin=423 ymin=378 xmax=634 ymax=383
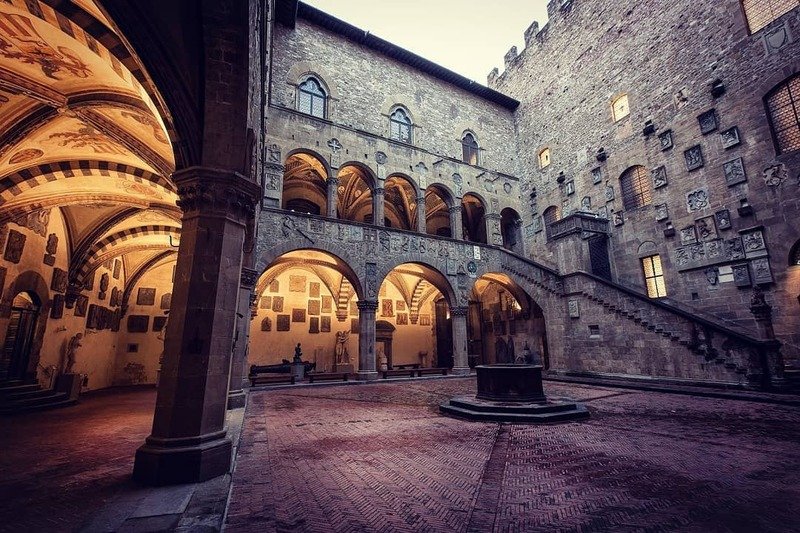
xmin=226 ymin=379 xmax=800 ymax=532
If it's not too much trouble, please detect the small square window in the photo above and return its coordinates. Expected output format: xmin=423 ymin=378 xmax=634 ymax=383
xmin=612 ymin=94 xmax=630 ymax=122
xmin=127 ymin=343 xmax=139 ymax=353
xmin=538 ymin=148 xmax=551 ymax=169
xmin=589 ymin=325 xmax=600 ymax=337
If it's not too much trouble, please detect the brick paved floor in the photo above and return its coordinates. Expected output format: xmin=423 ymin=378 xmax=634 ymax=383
xmin=0 ymin=388 xmax=156 ymax=533
xmin=226 ymin=379 xmax=800 ymax=533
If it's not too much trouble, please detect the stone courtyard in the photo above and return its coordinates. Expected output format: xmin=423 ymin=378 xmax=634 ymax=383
xmin=2 ymin=379 xmax=798 ymax=532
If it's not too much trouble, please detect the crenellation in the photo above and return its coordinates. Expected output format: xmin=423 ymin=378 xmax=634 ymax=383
xmin=503 ymin=46 xmax=518 ymax=69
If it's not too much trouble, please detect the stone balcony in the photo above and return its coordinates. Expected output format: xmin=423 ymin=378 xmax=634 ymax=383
xmin=546 ymin=212 xmax=610 ymax=242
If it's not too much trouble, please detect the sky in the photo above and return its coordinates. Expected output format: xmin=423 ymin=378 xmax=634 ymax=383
xmin=302 ymin=0 xmax=550 ymax=85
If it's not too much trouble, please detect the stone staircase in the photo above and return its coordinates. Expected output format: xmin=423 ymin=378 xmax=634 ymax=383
xmin=0 ymin=380 xmax=77 ymax=415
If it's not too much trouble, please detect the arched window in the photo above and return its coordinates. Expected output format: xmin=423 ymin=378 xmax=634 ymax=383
xmin=620 ymin=166 xmax=653 ymax=210
xmin=612 ymin=94 xmax=630 ymax=122
xmin=297 ymin=77 xmax=327 ymax=118
xmin=742 ymin=0 xmax=798 ymax=33
xmin=389 ymin=107 xmax=412 ymax=143
xmin=538 ymin=148 xmax=551 ymax=169
xmin=462 ymin=132 xmax=479 ymax=165
xmin=542 ymin=205 xmax=560 ymax=225
xmin=766 ymin=73 xmax=800 ymax=154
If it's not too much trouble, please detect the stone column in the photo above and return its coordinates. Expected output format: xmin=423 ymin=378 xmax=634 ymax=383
xmin=357 ymin=300 xmax=379 ymax=380
xmin=326 ymin=176 xmax=339 ymax=218
xmin=415 ymin=194 xmax=426 ymax=233
xmin=451 ymin=306 xmax=470 ymax=375
xmin=227 ymin=266 xmax=258 ymax=409
xmin=373 ymin=188 xmax=385 ymax=226
xmin=484 ymin=212 xmax=502 ymax=246
xmin=133 ymin=167 xmax=261 ymax=486
xmin=449 ymin=205 xmax=463 ymax=240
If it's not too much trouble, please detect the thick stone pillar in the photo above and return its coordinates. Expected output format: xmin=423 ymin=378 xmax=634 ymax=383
xmin=326 ymin=176 xmax=339 ymax=218
xmin=133 ymin=167 xmax=261 ymax=486
xmin=484 ymin=212 xmax=502 ymax=246
xmin=749 ymin=286 xmax=785 ymax=389
xmin=451 ymin=306 xmax=470 ymax=375
xmin=228 ymin=266 xmax=258 ymax=409
xmin=449 ymin=205 xmax=463 ymax=240
xmin=373 ymin=188 xmax=385 ymax=226
xmin=357 ymin=300 xmax=379 ymax=380
xmin=415 ymin=194 xmax=426 ymax=233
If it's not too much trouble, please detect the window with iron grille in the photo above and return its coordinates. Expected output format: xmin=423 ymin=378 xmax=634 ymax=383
xmin=620 ymin=166 xmax=653 ymax=210
xmin=766 ymin=73 xmax=800 ymax=154
xmin=542 ymin=205 xmax=560 ymax=225
xmin=641 ymin=255 xmax=667 ymax=298
xmin=742 ymin=0 xmax=798 ymax=33
xmin=462 ymin=132 xmax=479 ymax=165
xmin=389 ymin=108 xmax=412 ymax=143
xmin=297 ymin=77 xmax=326 ymax=118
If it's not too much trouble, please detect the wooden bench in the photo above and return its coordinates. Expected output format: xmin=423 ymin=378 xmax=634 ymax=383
xmin=417 ymin=367 xmax=449 ymax=377
xmin=308 ymin=372 xmax=349 ymax=383
xmin=393 ymin=363 xmax=420 ymax=370
xmin=381 ymin=369 xmax=416 ymax=379
xmin=250 ymin=373 xmax=296 ymax=386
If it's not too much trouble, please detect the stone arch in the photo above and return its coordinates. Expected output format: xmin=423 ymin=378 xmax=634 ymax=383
xmin=375 ymin=260 xmax=458 ymax=310
xmin=461 ymin=192 xmax=488 ymax=243
xmin=0 ymin=270 xmax=51 ymax=380
xmin=282 ymin=150 xmax=331 ymax=215
xmin=789 ymin=239 xmax=800 ymax=266
xmin=425 ymin=183 xmax=455 ymax=238
xmin=637 ymin=240 xmax=658 ymax=257
xmin=286 ymin=62 xmax=341 ymax=102
xmin=384 ymin=173 xmax=420 ymax=230
xmin=337 ymin=162 xmax=376 ymax=223
xmin=380 ymin=95 xmax=425 ymax=131
xmin=284 ymin=148 xmax=332 ymax=180
xmin=500 ymin=207 xmax=523 ymax=252
xmin=256 ymin=245 xmax=365 ymax=301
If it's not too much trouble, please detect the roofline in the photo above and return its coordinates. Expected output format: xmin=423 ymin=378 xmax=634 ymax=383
xmin=274 ymin=1 xmax=520 ymax=111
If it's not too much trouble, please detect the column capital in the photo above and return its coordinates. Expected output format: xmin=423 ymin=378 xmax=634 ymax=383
xmin=357 ymin=300 xmax=379 ymax=311
xmin=173 ymin=166 xmax=262 ymax=220
xmin=327 ymin=176 xmax=340 ymax=186
xmin=450 ymin=306 xmax=469 ymax=317
xmin=448 ymin=205 xmax=462 ymax=214
xmin=240 ymin=267 xmax=259 ymax=289
xmin=483 ymin=212 xmax=502 ymax=221
xmin=374 ymin=187 xmax=385 ymax=196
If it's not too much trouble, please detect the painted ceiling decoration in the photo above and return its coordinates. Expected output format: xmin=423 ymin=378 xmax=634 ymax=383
xmin=0 ymin=0 xmax=181 ymax=291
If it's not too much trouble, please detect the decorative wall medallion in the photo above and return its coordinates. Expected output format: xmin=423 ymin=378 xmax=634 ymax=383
xmin=763 ymin=163 xmax=787 ymax=187
xmin=4 ymin=229 xmax=25 ymax=263
xmin=113 ymin=259 xmax=121 ymax=280
xmin=655 ymin=203 xmax=669 ymax=221
xmin=565 ymin=180 xmax=575 ymax=195
xmin=695 ymin=216 xmax=717 ymax=242
xmin=160 ymin=293 xmax=172 ymax=309
xmin=686 ymin=188 xmax=709 ymax=211
xmin=291 ymin=309 xmax=306 ymax=323
xmin=659 ymin=130 xmax=673 ymax=151
xmin=452 ymin=173 xmax=463 ymax=196
xmin=613 ymin=211 xmax=624 ymax=226
xmin=12 ymin=209 xmax=50 ymax=237
xmin=43 ymin=233 xmax=58 ymax=266
xmin=704 ymin=268 xmax=719 ymax=285
xmin=723 ymin=157 xmax=747 ymax=186
xmin=268 ymin=143 xmax=282 ymax=162
xmin=732 ymin=264 xmax=751 ymax=287
xmin=751 ymin=258 xmax=773 ymax=284
xmin=503 ymin=182 xmax=512 ymax=194
xmin=568 ymin=299 xmax=580 ymax=318
xmin=680 ymin=225 xmax=697 ymax=245
xmin=581 ymin=196 xmax=592 ymax=210
xmin=725 ymin=237 xmax=745 ymax=260
xmin=276 ymin=314 xmax=290 ymax=331
xmin=75 ymin=295 xmax=88 ymax=317
xmin=591 ymin=167 xmax=603 ymax=184
xmin=675 ymin=247 xmax=689 ymax=267
xmin=309 ymin=282 xmax=320 ymax=298
xmin=137 ymin=287 xmax=156 ymax=306
xmin=698 ymin=109 xmax=717 ymax=134
xmin=375 ymin=151 xmax=387 ymax=165
xmin=764 ymin=24 xmax=789 ymax=52
xmin=706 ymin=239 xmax=724 ymax=260
xmin=272 ymin=296 xmax=284 ymax=312
xmin=720 ymin=126 xmax=740 ymax=149
xmin=684 ymin=145 xmax=704 ymax=171
xmin=308 ymin=300 xmax=320 ymax=316
xmin=652 ymin=166 xmax=668 ymax=188
xmin=715 ymin=209 xmax=731 ymax=230
xmin=597 ymin=205 xmax=609 ymax=219
xmin=741 ymin=229 xmax=767 ymax=257
xmin=321 ymin=295 xmax=332 ymax=313
xmin=289 ymin=275 xmax=306 ymax=292
xmin=605 ymin=185 xmax=615 ymax=201
xmin=50 ymin=294 xmax=64 ymax=319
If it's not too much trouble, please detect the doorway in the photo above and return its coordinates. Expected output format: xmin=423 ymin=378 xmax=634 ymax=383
xmin=0 ymin=292 xmax=41 ymax=382
xmin=434 ymin=298 xmax=453 ymax=368
xmin=376 ymin=320 xmax=395 ymax=369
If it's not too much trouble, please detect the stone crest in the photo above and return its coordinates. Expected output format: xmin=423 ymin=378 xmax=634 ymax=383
xmin=763 ymin=163 xmax=787 ymax=187
xmin=686 ymin=189 xmax=709 ymax=211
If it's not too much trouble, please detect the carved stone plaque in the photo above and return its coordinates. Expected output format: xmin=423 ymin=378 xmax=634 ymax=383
xmin=652 ymin=166 xmax=668 ymax=189
xmin=684 ymin=145 xmax=704 ymax=171
xmin=127 ymin=315 xmax=150 ymax=333
xmin=659 ymin=130 xmax=673 ymax=151
xmin=715 ymin=209 xmax=731 ymax=230
xmin=698 ymin=109 xmax=717 ymax=134
xmin=720 ymin=126 xmax=740 ymax=149
xmin=686 ymin=189 xmax=709 ymax=211
xmin=277 ymin=314 xmax=290 ymax=331
xmin=4 ymin=230 xmax=25 ymax=264
xmin=137 ymin=287 xmax=156 ymax=306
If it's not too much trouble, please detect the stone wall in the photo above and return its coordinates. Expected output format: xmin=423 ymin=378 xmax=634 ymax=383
xmin=492 ymin=0 xmax=800 ymax=361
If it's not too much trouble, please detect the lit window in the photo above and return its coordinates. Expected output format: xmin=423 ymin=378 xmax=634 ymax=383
xmin=742 ymin=0 xmax=798 ymax=33
xmin=620 ymin=165 xmax=653 ymax=210
xmin=297 ymin=77 xmax=326 ymax=118
xmin=538 ymin=148 xmax=551 ymax=169
xmin=766 ymin=73 xmax=800 ymax=154
xmin=612 ymin=94 xmax=630 ymax=122
xmin=542 ymin=205 xmax=560 ymax=225
xmin=641 ymin=255 xmax=667 ymax=298
xmin=389 ymin=108 xmax=412 ymax=143
xmin=462 ymin=132 xmax=479 ymax=165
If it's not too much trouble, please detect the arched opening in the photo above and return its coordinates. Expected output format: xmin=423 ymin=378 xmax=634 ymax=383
xmin=0 ymin=292 xmax=41 ymax=382
xmin=378 ymin=263 xmax=454 ymax=369
xmin=425 ymin=185 xmax=453 ymax=237
xmin=543 ymin=205 xmax=561 ymax=226
xmin=384 ymin=175 xmax=417 ymax=230
xmin=500 ymin=207 xmax=523 ymax=252
xmin=250 ymin=250 xmax=362 ymax=373
xmin=619 ymin=165 xmax=653 ymax=210
xmin=282 ymin=152 xmax=328 ymax=215
xmin=461 ymin=193 xmax=487 ymax=243
xmin=462 ymin=131 xmax=479 ymax=165
xmin=337 ymin=164 xmax=374 ymax=223
xmin=467 ymin=274 xmax=548 ymax=369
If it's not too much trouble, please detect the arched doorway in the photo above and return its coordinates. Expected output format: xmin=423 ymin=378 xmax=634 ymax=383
xmin=0 ymin=292 xmax=40 ymax=382
xmin=500 ymin=207 xmax=523 ymax=252
xmin=468 ymin=274 xmax=548 ymax=368
xmin=282 ymin=152 xmax=328 ymax=215
xmin=462 ymin=193 xmax=487 ymax=243
xmin=384 ymin=175 xmax=417 ymax=230
xmin=337 ymin=164 xmax=374 ymax=223
xmin=425 ymin=185 xmax=453 ymax=237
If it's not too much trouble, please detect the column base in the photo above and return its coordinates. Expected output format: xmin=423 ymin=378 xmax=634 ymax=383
xmin=357 ymin=371 xmax=379 ymax=381
xmin=451 ymin=366 xmax=472 ymax=376
xmin=132 ymin=431 xmax=232 ymax=486
xmin=227 ymin=390 xmax=246 ymax=409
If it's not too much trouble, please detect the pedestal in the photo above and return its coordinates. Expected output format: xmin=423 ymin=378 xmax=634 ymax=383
xmin=291 ymin=362 xmax=305 ymax=382
xmin=55 ymin=373 xmax=82 ymax=401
